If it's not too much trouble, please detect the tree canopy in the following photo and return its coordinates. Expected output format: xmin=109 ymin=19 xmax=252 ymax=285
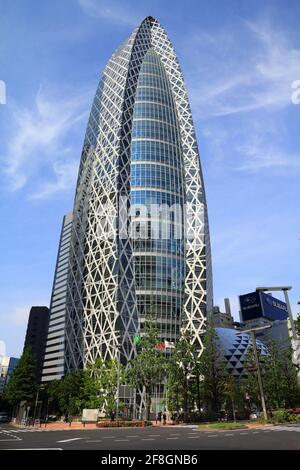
xmin=4 ymin=346 xmax=37 ymax=406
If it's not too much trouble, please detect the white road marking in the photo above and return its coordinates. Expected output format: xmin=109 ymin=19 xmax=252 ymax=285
xmin=141 ymin=438 xmax=155 ymax=441
xmin=57 ymin=437 xmax=83 ymax=443
xmin=86 ymin=440 xmax=102 ymax=443
xmin=166 ymin=437 xmax=179 ymax=440
xmin=114 ymin=439 xmax=129 ymax=442
xmin=224 ymin=433 xmax=234 ymax=436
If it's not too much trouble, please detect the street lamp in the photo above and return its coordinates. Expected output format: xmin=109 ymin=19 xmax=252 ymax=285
xmin=256 ymin=286 xmax=297 ymax=339
xmin=236 ymin=324 xmax=271 ymax=421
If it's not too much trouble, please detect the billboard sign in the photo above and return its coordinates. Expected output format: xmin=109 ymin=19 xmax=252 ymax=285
xmin=239 ymin=292 xmax=262 ymax=321
xmin=260 ymin=292 xmax=288 ymax=321
xmin=239 ymin=291 xmax=288 ymax=322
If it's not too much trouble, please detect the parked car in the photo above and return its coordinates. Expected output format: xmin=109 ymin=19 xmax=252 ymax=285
xmin=0 ymin=412 xmax=9 ymax=423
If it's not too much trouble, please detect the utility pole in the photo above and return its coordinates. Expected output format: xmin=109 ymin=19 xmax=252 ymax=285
xmin=236 ymin=324 xmax=271 ymax=421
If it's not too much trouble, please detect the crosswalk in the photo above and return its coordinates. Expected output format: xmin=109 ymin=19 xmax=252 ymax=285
xmin=0 ymin=427 xmax=67 ymax=434
xmin=262 ymin=425 xmax=300 ymax=433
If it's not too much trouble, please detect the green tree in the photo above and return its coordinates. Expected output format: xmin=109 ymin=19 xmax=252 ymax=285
xmin=79 ymin=358 xmax=126 ymax=419
xmin=241 ymin=345 xmax=262 ymax=412
xmin=4 ymin=346 xmax=37 ymax=407
xmin=167 ymin=330 xmax=197 ymax=422
xmin=224 ymin=376 xmax=247 ymax=421
xmin=262 ymin=340 xmax=300 ymax=409
xmin=47 ymin=371 xmax=85 ymax=420
xmin=166 ymin=360 xmax=184 ymax=417
xmin=198 ymin=327 xmax=227 ymax=413
xmin=295 ymin=314 xmax=300 ymax=337
xmin=46 ymin=379 xmax=61 ymax=416
xmin=127 ymin=317 xmax=167 ymax=420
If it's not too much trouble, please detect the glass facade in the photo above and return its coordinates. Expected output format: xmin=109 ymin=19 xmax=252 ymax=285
xmin=131 ymin=49 xmax=185 ymax=340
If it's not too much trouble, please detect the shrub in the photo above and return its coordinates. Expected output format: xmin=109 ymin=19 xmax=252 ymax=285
xmin=270 ymin=409 xmax=291 ymax=424
xmin=135 ymin=420 xmax=152 ymax=427
xmin=96 ymin=420 xmax=152 ymax=428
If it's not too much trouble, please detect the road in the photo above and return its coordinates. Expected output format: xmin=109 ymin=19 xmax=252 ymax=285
xmin=0 ymin=423 xmax=300 ymax=450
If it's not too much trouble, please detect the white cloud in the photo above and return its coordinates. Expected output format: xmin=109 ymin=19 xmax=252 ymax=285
xmin=30 ymin=160 xmax=79 ymax=200
xmin=78 ymin=0 xmax=139 ymax=26
xmin=186 ymin=19 xmax=300 ymax=118
xmin=201 ymin=106 xmax=300 ymax=173
xmin=2 ymin=86 xmax=91 ymax=198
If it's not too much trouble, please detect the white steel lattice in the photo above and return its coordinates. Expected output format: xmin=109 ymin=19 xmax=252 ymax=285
xmin=65 ymin=16 xmax=213 ymax=372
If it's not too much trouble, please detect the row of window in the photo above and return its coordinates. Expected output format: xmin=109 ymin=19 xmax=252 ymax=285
xmin=135 ymin=278 xmax=183 ymax=290
xmin=132 ymin=239 xmax=184 ymax=255
xmin=131 ymin=139 xmax=181 ymax=166
xmin=135 ymin=88 xmax=174 ymax=107
xmin=131 ymin=163 xmax=183 ymax=192
xmin=132 ymin=120 xmax=179 ymax=145
xmin=131 ymin=189 xmax=184 ymax=205
xmin=133 ymin=101 xmax=177 ymax=126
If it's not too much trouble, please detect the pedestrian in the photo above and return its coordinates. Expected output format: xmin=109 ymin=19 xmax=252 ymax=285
xmin=157 ymin=411 xmax=162 ymax=425
xmin=162 ymin=412 xmax=167 ymax=425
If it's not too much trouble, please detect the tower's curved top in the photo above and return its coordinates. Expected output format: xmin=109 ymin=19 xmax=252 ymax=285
xmin=65 ymin=16 xmax=213 ymax=372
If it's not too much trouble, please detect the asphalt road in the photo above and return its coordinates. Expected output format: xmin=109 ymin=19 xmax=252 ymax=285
xmin=0 ymin=423 xmax=300 ymax=450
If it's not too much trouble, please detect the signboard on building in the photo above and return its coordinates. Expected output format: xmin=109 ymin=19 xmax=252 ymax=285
xmin=239 ymin=291 xmax=288 ymax=322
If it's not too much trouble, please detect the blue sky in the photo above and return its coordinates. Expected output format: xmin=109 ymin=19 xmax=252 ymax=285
xmin=0 ymin=0 xmax=299 ymax=357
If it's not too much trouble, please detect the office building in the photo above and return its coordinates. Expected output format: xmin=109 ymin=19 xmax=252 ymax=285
xmin=65 ymin=16 xmax=213 ymax=372
xmin=210 ymin=298 xmax=234 ymax=329
xmin=0 ymin=356 xmax=19 ymax=395
xmin=24 ymin=306 xmax=49 ymax=382
xmin=41 ymin=212 xmax=73 ymax=382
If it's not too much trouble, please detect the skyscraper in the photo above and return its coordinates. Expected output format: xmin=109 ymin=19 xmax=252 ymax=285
xmin=24 ymin=306 xmax=49 ymax=382
xmin=65 ymin=16 xmax=212 ymax=373
xmin=41 ymin=212 xmax=73 ymax=382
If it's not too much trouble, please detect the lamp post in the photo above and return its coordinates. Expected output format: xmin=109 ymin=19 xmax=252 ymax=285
xmin=236 ymin=324 xmax=271 ymax=421
xmin=33 ymin=384 xmax=44 ymax=426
